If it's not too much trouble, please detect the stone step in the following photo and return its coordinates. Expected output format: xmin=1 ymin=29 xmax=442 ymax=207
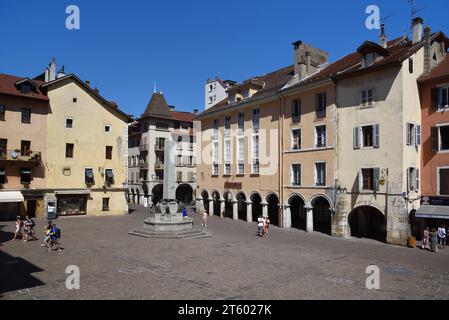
xmin=129 ymin=228 xmax=212 ymax=240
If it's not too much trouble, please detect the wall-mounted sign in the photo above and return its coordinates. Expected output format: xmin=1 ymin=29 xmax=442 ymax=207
xmin=224 ymin=182 xmax=242 ymax=190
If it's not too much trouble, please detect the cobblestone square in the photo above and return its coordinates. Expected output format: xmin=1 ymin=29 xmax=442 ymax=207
xmin=1 ymin=205 xmax=448 ymax=300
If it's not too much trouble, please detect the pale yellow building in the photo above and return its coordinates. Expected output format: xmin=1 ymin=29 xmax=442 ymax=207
xmin=41 ymin=73 xmax=132 ymax=217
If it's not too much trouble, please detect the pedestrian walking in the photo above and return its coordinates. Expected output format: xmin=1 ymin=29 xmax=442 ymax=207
xmin=48 ymin=224 xmax=62 ymax=252
xmin=422 ymin=227 xmax=430 ymax=250
xmin=430 ymin=228 xmax=439 ymax=253
xmin=257 ymin=216 xmax=264 ymax=237
xmin=201 ymin=211 xmax=208 ymax=228
xmin=23 ymin=216 xmax=38 ymax=242
xmin=12 ymin=216 xmax=23 ymax=240
xmin=264 ymin=216 xmax=271 ymax=237
xmin=438 ymin=225 xmax=446 ymax=249
xmin=41 ymin=221 xmax=53 ymax=248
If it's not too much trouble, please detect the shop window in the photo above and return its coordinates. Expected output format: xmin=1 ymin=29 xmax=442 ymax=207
xmin=57 ymin=195 xmax=87 ymax=216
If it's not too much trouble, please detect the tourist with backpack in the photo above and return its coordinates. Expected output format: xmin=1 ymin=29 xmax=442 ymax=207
xmin=48 ymin=224 xmax=62 ymax=252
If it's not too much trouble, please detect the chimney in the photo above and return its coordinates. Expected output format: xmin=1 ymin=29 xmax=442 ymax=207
xmin=379 ymin=24 xmax=388 ymax=48
xmin=57 ymin=65 xmax=66 ymax=79
xmin=85 ymin=80 xmax=91 ymax=87
xmin=424 ymin=26 xmax=432 ymax=74
xmin=44 ymin=68 xmax=50 ymax=82
xmin=412 ymin=17 xmax=424 ymax=44
xmin=292 ymin=41 xmax=329 ymax=80
xmin=49 ymin=58 xmax=57 ymax=82
xmin=193 ymin=109 xmax=198 ymax=114
xmin=94 ymin=87 xmax=100 ymax=94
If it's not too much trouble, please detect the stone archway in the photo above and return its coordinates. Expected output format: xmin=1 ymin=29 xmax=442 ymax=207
xmin=223 ymin=192 xmax=233 ymax=219
xmin=267 ymin=193 xmax=280 ymax=227
xmin=152 ymin=184 xmax=163 ymax=205
xmin=201 ymin=190 xmax=209 ymax=215
xmin=236 ymin=192 xmax=247 ymax=221
xmin=312 ymin=196 xmax=332 ymax=235
xmin=176 ymin=184 xmax=194 ymax=206
xmin=289 ymin=195 xmax=306 ymax=231
xmin=251 ymin=193 xmax=262 ymax=222
xmin=348 ymin=206 xmax=387 ymax=243
xmin=212 ymin=191 xmax=221 ymax=217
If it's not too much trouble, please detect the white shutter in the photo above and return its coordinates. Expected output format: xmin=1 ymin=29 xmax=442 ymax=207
xmin=354 ymin=127 xmax=360 ymax=149
xmin=373 ymin=168 xmax=380 ymax=191
xmin=373 ymin=124 xmax=380 ymax=148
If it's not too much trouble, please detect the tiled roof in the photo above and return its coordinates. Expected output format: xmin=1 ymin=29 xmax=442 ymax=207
xmin=171 ymin=110 xmax=194 ymax=123
xmin=418 ymin=54 xmax=449 ymax=82
xmin=141 ymin=92 xmax=172 ymax=119
xmin=0 ymin=73 xmax=48 ymax=101
xmin=196 ymin=65 xmax=294 ymax=118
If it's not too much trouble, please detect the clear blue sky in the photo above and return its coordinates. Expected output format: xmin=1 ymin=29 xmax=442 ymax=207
xmin=1 ymin=0 xmax=448 ymax=117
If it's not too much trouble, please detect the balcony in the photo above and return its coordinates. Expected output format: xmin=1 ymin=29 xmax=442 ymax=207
xmin=0 ymin=150 xmax=42 ymax=163
xmin=154 ymin=162 xmax=164 ymax=170
xmin=139 ymin=144 xmax=149 ymax=152
xmin=138 ymin=161 xmax=149 ymax=169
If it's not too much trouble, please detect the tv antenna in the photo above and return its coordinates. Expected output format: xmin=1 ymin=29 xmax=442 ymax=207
xmin=380 ymin=12 xmax=396 ymax=24
xmin=407 ymin=0 xmax=428 ymax=20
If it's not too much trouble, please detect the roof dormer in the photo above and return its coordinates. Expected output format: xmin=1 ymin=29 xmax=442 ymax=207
xmin=357 ymin=41 xmax=391 ymax=68
xmin=14 ymin=78 xmax=39 ymax=95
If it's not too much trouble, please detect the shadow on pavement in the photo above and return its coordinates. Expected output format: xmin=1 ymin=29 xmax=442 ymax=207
xmin=0 ymin=225 xmax=14 ymax=246
xmin=0 ymin=226 xmax=46 ymax=298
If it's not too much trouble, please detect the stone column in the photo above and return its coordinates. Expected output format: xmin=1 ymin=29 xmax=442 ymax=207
xmin=305 ymin=205 xmax=314 ymax=232
xmin=220 ymin=199 xmax=225 ymax=218
xmin=261 ymin=202 xmax=268 ymax=218
xmin=246 ymin=201 xmax=253 ymax=223
xmin=283 ymin=203 xmax=291 ymax=229
xmin=196 ymin=197 xmax=204 ymax=212
xmin=148 ymin=195 xmax=153 ymax=207
xmin=232 ymin=200 xmax=239 ymax=221
xmin=208 ymin=198 xmax=214 ymax=217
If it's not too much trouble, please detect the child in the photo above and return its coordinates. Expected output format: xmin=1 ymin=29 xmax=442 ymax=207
xmin=13 ymin=216 xmax=23 ymax=240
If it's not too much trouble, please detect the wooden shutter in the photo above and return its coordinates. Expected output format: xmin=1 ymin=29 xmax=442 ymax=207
xmin=373 ymin=168 xmax=380 ymax=191
xmin=431 ymin=127 xmax=439 ymax=152
xmin=373 ymin=124 xmax=380 ymax=148
xmin=431 ymin=88 xmax=440 ymax=109
xmin=353 ymin=127 xmax=360 ymax=149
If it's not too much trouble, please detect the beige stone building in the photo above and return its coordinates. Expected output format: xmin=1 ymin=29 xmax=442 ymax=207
xmin=40 ymin=65 xmax=132 ymax=217
xmin=196 ymin=18 xmax=449 ymax=246
xmin=128 ymin=92 xmax=197 ymax=207
xmin=195 ymin=41 xmax=354 ymax=231
xmin=334 ymin=19 xmax=449 ymax=245
xmin=0 ymin=74 xmax=49 ymax=220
